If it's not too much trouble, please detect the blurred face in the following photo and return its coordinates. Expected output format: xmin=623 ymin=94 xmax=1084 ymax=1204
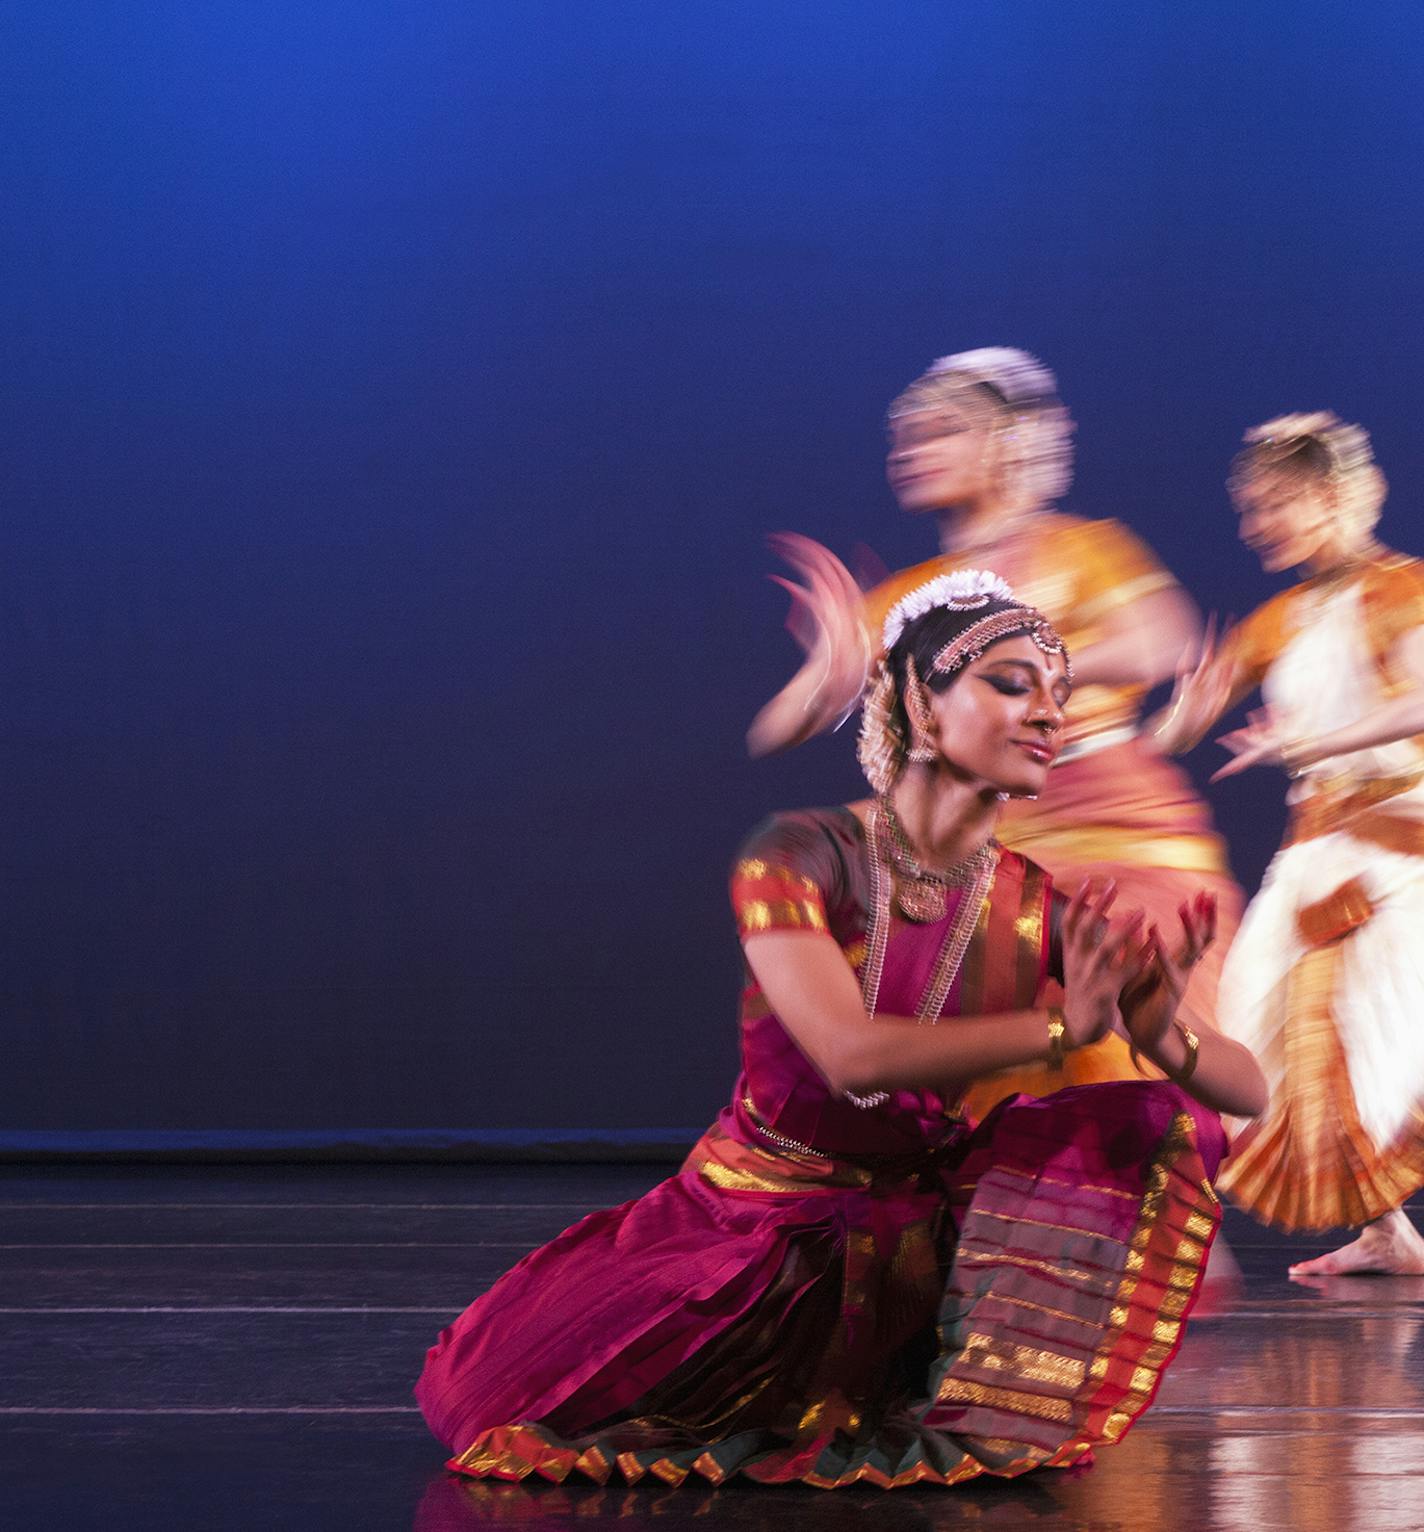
xmin=886 ymin=403 xmax=1002 ymax=513
xmin=924 ymin=634 xmax=1069 ymax=796
xmin=1233 ymin=472 xmax=1341 ymax=574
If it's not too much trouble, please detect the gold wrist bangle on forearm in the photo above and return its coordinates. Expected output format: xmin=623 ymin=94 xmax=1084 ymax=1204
xmin=1131 ymin=1019 xmax=1200 ymax=1083
xmin=1152 ymin=699 xmax=1208 ymax=756
xmin=1167 ymin=1020 xmax=1200 ymax=1084
xmin=1280 ymin=738 xmax=1313 ymax=779
xmin=1046 ymin=1007 xmax=1067 ymax=1071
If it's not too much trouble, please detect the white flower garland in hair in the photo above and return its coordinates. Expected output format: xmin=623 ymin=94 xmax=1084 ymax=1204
xmin=892 ymin=346 xmax=1076 ymax=505
xmin=926 ymin=347 xmax=1059 ymax=408
xmin=1244 ymin=411 xmax=1373 ymax=477
xmin=881 ymin=569 xmax=1017 ymax=652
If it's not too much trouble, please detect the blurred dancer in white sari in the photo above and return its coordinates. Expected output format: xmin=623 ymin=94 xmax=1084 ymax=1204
xmin=1156 ymin=412 xmax=1424 ymax=1276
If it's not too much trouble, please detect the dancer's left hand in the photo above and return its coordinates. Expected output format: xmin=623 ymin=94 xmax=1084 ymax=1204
xmin=1211 ymin=707 xmax=1289 ymax=781
xmin=1118 ymin=892 xmax=1217 ymax=1057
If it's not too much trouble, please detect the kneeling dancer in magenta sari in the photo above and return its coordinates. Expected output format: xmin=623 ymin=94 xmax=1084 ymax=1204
xmin=416 ymin=573 xmax=1267 ymax=1489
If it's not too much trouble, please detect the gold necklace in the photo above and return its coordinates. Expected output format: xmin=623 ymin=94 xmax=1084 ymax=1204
xmin=942 ymin=503 xmax=1042 ymax=558
xmin=844 ymin=802 xmax=998 ymax=1109
xmin=876 ymin=794 xmax=997 ymax=922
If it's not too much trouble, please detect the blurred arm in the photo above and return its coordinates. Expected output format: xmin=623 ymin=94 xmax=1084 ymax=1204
xmin=743 ymin=931 xmax=1056 ymax=1094
xmin=1068 ymin=585 xmax=1200 ymax=690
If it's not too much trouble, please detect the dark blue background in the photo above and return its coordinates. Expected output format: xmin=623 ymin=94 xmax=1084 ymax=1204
xmin=4 ymin=1 xmax=1421 ymax=1142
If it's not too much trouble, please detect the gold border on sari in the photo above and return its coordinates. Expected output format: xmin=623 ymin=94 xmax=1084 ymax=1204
xmin=1219 ymin=942 xmax=1424 ymax=1230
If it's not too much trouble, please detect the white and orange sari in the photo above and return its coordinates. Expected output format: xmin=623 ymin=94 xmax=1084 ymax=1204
xmin=1216 ymin=553 xmax=1424 ymax=1228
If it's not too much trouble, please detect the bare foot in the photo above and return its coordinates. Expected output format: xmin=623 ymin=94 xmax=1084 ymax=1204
xmin=1289 ymin=1211 xmax=1424 ymax=1277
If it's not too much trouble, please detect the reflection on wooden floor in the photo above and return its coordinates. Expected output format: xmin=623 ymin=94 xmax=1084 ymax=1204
xmin=1 ymin=1164 xmax=1421 ymax=1531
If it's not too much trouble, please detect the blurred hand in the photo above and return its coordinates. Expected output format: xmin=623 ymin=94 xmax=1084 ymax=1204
xmin=1212 ymin=706 xmax=1288 ymax=781
xmin=1060 ymin=880 xmax=1149 ymax=1049
xmin=1118 ymin=891 xmax=1217 ymax=1056
xmin=748 ymin=534 xmax=869 ymax=754
xmin=1152 ymin=616 xmax=1234 ymax=755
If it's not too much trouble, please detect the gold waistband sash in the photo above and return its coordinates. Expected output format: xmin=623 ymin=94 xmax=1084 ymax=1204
xmin=1296 ymin=877 xmax=1375 ymax=948
xmin=1287 ymin=770 xmax=1424 ymax=848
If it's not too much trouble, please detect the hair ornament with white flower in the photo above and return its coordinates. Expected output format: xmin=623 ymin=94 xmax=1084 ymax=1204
xmin=1243 ymin=411 xmax=1372 ymax=473
xmin=881 ymin=569 xmax=1016 ymax=652
xmin=857 ymin=569 xmax=1070 ymax=794
xmin=924 ymin=347 xmax=1059 ymax=409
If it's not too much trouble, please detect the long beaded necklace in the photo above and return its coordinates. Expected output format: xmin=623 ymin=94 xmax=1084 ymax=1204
xmin=844 ymin=799 xmax=998 ymax=1109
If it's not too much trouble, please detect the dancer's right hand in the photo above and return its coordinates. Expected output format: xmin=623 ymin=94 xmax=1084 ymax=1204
xmin=768 ymin=532 xmax=868 ymax=704
xmin=747 ymin=535 xmax=869 ymax=756
xmin=1060 ymin=880 xmax=1148 ymax=1049
xmin=1150 ymin=617 xmax=1235 ymax=755
xmin=1118 ymin=892 xmax=1218 ymax=1057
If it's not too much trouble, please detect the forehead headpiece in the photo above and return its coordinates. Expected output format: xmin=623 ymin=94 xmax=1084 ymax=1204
xmin=858 ymin=570 xmax=1070 ymax=794
xmin=879 ymin=569 xmax=1069 ymax=676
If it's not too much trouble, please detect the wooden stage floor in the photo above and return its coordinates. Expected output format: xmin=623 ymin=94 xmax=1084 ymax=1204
xmin=1 ymin=1163 xmax=1421 ymax=1531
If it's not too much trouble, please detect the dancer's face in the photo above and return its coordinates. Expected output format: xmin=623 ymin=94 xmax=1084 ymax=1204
xmin=887 ymin=404 xmax=1001 ymax=513
xmin=925 ymin=635 xmax=1069 ymax=796
xmin=1234 ymin=473 xmax=1342 ymax=574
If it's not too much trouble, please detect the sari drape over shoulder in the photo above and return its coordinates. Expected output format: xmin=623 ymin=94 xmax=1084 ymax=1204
xmin=415 ymin=809 xmax=1225 ymax=1489
xmin=866 ymin=515 xmax=1243 ymax=1119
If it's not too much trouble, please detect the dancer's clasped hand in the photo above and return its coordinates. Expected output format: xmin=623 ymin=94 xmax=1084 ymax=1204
xmin=1059 ymin=879 xmax=1148 ymax=1049
xmin=1118 ymin=892 xmax=1218 ymax=1057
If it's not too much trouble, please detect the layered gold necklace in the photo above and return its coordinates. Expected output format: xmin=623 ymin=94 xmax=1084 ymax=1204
xmin=876 ymin=794 xmax=998 ymax=922
xmin=843 ymin=801 xmax=999 ymax=1110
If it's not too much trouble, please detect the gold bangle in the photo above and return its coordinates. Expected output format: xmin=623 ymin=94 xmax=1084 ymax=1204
xmin=1280 ymin=738 xmax=1312 ymax=779
xmin=1169 ymin=1020 xmax=1200 ymax=1084
xmin=1046 ymin=1007 xmax=1067 ymax=1071
xmin=1152 ymin=695 xmax=1209 ymax=756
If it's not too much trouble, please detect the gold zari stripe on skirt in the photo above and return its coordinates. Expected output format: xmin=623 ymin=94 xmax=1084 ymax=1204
xmin=1219 ymin=942 xmax=1424 ymax=1229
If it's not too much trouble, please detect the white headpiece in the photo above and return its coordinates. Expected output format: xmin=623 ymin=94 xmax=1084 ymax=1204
xmin=925 ymin=347 xmax=1060 ymax=409
xmin=881 ymin=569 xmax=1015 ymax=651
xmin=1234 ymin=411 xmax=1385 ymax=540
xmin=890 ymin=346 xmax=1075 ymax=504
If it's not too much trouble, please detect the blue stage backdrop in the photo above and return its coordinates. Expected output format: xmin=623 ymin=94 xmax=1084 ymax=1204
xmin=4 ymin=1 xmax=1423 ymax=1152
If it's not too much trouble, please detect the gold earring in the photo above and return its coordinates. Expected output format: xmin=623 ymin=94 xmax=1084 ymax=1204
xmin=857 ymin=664 xmax=903 ymax=795
xmin=903 ymin=656 xmax=938 ymax=764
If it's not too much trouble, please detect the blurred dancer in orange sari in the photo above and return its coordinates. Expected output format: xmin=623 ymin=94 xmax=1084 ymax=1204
xmin=750 ymin=349 xmax=1243 ymax=1121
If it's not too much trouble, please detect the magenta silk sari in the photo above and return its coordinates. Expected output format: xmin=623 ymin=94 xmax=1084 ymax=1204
xmin=416 ymin=809 xmax=1225 ymax=1489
